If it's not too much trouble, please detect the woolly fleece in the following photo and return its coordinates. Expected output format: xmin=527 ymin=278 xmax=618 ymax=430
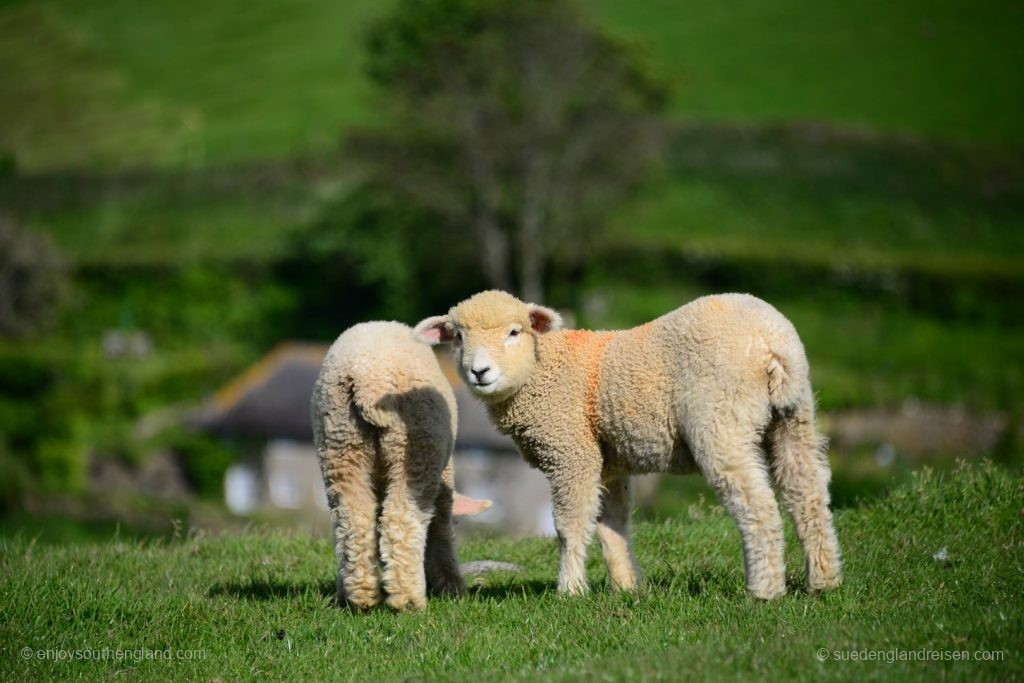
xmin=415 ymin=291 xmax=842 ymax=599
xmin=311 ymin=321 xmax=469 ymax=611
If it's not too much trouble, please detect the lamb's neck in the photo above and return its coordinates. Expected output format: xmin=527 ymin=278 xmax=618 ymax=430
xmin=483 ymin=333 xmax=579 ymax=437
xmin=483 ymin=380 xmax=536 ymax=437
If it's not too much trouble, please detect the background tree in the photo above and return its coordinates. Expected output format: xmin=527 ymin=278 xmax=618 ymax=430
xmin=0 ymin=213 xmax=67 ymax=339
xmin=349 ymin=0 xmax=667 ymax=302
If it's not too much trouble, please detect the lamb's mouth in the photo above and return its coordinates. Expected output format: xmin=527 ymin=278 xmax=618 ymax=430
xmin=471 ymin=380 xmax=496 ymax=389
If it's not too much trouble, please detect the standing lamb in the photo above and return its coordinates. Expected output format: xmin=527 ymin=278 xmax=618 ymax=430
xmin=414 ymin=290 xmax=842 ymax=599
xmin=311 ymin=321 xmax=489 ymax=611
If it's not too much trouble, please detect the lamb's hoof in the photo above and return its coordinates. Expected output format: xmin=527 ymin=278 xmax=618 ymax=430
xmin=808 ymin=573 xmax=843 ymax=594
xmin=342 ymin=593 xmax=382 ymax=611
xmin=429 ymin=576 xmax=467 ymax=598
xmin=609 ymin=570 xmax=643 ymax=592
xmin=749 ymin=584 xmax=786 ymax=600
xmin=386 ymin=593 xmax=427 ymax=612
xmin=557 ymin=579 xmax=590 ymax=597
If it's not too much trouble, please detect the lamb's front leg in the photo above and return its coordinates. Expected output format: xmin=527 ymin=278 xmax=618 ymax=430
xmin=597 ymin=475 xmax=643 ymax=591
xmin=545 ymin=455 xmax=603 ymax=595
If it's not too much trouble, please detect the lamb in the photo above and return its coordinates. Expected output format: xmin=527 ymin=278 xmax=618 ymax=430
xmin=311 ymin=321 xmax=490 ymax=611
xmin=414 ymin=290 xmax=842 ymax=599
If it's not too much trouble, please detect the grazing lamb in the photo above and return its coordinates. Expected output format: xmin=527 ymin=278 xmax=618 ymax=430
xmin=414 ymin=291 xmax=842 ymax=599
xmin=311 ymin=321 xmax=490 ymax=611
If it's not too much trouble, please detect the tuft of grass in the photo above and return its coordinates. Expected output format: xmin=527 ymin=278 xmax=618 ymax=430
xmin=1 ymin=463 xmax=1021 ymax=680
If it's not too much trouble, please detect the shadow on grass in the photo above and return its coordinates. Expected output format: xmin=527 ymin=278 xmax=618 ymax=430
xmin=648 ymin=565 xmax=827 ymax=598
xmin=207 ymin=571 xmax=824 ymax=604
xmin=468 ymin=579 xmax=557 ymax=600
xmin=207 ymin=576 xmax=560 ymax=604
xmin=642 ymin=561 xmax=750 ymax=598
xmin=208 ymin=579 xmax=334 ymax=601
xmin=470 ymin=570 xmax=761 ymax=600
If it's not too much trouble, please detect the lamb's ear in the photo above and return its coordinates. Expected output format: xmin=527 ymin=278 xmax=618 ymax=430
xmin=413 ymin=315 xmax=454 ymax=345
xmin=527 ymin=304 xmax=563 ymax=334
xmin=452 ymin=492 xmax=492 ymax=516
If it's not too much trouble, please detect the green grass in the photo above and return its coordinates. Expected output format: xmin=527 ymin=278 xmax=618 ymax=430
xmin=41 ymin=193 xmax=311 ymax=267
xmin=1 ymin=463 xmax=1020 ymax=680
xmin=0 ymin=512 xmax=173 ymax=545
xmin=606 ymin=123 xmax=1024 ymax=279
xmin=2 ymin=0 xmax=1021 ymax=170
xmin=592 ymin=0 xmax=1024 ymax=144
xmin=0 ymin=0 xmax=387 ymax=170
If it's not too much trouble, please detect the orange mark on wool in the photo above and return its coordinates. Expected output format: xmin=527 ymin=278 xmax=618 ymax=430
xmin=577 ymin=331 xmax=614 ymax=440
xmin=563 ymin=329 xmax=593 ymax=349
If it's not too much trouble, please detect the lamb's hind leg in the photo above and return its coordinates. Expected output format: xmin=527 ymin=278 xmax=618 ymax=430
xmin=596 ymin=475 xmax=642 ymax=591
xmin=690 ymin=430 xmax=786 ymax=599
xmin=323 ymin=441 xmax=382 ymax=610
xmin=767 ymin=406 xmax=842 ymax=592
xmin=424 ymin=462 xmax=467 ymax=597
xmin=377 ymin=427 xmax=435 ymax=611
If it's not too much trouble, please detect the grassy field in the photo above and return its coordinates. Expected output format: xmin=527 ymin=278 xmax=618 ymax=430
xmin=593 ymin=0 xmax=1024 ymax=143
xmin=2 ymin=0 xmax=1021 ymax=170
xmin=1 ymin=463 xmax=1020 ymax=680
xmin=0 ymin=0 xmax=386 ymax=170
xmin=613 ymin=124 xmax=1024 ymax=278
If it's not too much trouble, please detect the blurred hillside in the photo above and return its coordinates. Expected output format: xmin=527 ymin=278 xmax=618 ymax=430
xmin=0 ymin=0 xmax=1022 ymax=519
xmin=3 ymin=0 xmax=1023 ymax=170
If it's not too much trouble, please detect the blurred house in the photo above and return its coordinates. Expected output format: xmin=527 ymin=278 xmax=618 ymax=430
xmin=193 ymin=342 xmax=554 ymax=536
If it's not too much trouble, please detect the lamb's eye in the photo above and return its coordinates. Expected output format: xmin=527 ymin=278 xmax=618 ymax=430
xmin=453 ymin=331 xmax=462 ymax=344
xmin=508 ymin=329 xmax=520 ymax=338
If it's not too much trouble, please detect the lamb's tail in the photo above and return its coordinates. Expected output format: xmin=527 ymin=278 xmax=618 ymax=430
xmin=348 ymin=377 xmax=397 ymax=430
xmin=766 ymin=350 xmax=808 ymax=419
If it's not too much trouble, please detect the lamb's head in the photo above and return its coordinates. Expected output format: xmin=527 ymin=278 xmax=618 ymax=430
xmin=414 ymin=290 xmax=562 ymax=402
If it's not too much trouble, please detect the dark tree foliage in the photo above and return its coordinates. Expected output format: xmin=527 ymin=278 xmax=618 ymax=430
xmin=350 ymin=0 xmax=668 ymax=302
xmin=290 ymin=183 xmax=489 ymax=332
xmin=0 ymin=213 xmax=67 ymax=339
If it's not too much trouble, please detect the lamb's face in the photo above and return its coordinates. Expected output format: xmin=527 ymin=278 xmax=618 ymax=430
xmin=456 ymin=323 xmax=531 ymax=399
xmin=413 ymin=290 xmax=562 ymax=403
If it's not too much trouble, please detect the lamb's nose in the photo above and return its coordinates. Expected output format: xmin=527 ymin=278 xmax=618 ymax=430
xmin=471 ymin=367 xmax=490 ymax=380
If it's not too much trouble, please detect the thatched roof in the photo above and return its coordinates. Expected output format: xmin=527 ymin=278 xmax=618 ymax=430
xmin=192 ymin=341 xmax=516 ymax=452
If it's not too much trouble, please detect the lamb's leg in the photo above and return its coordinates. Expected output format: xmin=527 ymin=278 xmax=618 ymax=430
xmin=424 ymin=462 xmax=467 ymax=597
xmin=546 ymin=457 xmax=603 ymax=595
xmin=596 ymin=475 xmax=642 ymax=591
xmin=690 ymin=431 xmax=786 ymax=599
xmin=323 ymin=443 xmax=382 ymax=610
xmin=378 ymin=430 xmax=434 ymax=611
xmin=767 ymin=407 xmax=842 ymax=592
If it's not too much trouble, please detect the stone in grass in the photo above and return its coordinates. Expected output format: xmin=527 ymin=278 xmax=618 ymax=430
xmin=460 ymin=561 xmax=524 ymax=575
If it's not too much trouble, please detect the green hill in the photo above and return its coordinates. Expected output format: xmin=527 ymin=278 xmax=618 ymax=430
xmin=2 ymin=0 xmax=1022 ymax=170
